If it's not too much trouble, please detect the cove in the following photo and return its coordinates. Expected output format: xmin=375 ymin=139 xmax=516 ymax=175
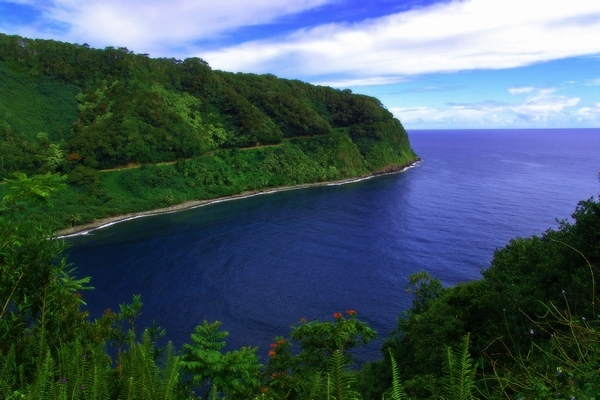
xmin=66 ymin=128 xmax=600 ymax=362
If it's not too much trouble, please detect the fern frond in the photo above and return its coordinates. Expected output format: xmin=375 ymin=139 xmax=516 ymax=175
xmin=115 ymin=330 xmax=180 ymax=400
xmin=441 ymin=334 xmax=476 ymax=400
xmin=84 ymin=345 xmax=111 ymax=400
xmin=326 ymin=350 xmax=361 ymax=400
xmin=32 ymin=350 xmax=55 ymax=400
xmin=209 ymin=385 xmax=218 ymax=400
xmin=386 ymin=348 xmax=406 ymax=400
xmin=160 ymin=342 xmax=179 ymax=400
xmin=118 ymin=376 xmax=135 ymax=400
xmin=0 ymin=345 xmax=17 ymax=397
xmin=298 ymin=372 xmax=324 ymax=400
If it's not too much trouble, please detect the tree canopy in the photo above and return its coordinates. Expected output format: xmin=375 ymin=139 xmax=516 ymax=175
xmin=0 ymin=33 xmax=418 ymax=230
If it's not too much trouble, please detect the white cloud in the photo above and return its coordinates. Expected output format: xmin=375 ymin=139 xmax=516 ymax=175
xmin=316 ymin=76 xmax=408 ymax=87
xmin=3 ymin=0 xmax=600 ymax=129
xmin=508 ymin=87 xmax=535 ymax=95
xmin=1 ymin=0 xmax=333 ymax=56
xmin=393 ymin=88 xmax=583 ymax=128
xmin=5 ymin=0 xmax=600 ymax=85
xmin=201 ymin=0 xmax=600 ymax=84
xmin=574 ymin=103 xmax=600 ymax=121
xmin=510 ymin=90 xmax=580 ymax=120
xmin=391 ymin=106 xmax=497 ymax=128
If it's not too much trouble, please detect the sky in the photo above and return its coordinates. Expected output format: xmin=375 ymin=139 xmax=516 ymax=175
xmin=1 ymin=0 xmax=600 ymax=129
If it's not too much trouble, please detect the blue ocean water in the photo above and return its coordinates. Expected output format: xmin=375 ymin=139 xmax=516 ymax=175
xmin=66 ymin=129 xmax=600 ymax=361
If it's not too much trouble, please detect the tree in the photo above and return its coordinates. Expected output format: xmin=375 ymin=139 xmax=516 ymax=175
xmin=265 ymin=311 xmax=376 ymax=399
xmin=179 ymin=321 xmax=262 ymax=399
xmin=0 ymin=172 xmax=91 ymax=374
xmin=1 ymin=172 xmax=67 ymax=213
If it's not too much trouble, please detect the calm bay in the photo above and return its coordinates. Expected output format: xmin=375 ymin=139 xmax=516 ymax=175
xmin=66 ymin=128 xmax=600 ymax=361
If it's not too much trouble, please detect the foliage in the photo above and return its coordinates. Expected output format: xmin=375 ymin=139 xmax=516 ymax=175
xmin=265 ymin=311 xmax=376 ymax=399
xmin=485 ymin=282 xmax=600 ymax=398
xmin=0 ymin=61 xmax=79 ymax=142
xmin=404 ymin=271 xmax=445 ymax=316
xmin=115 ymin=330 xmax=180 ymax=400
xmin=13 ymin=341 xmax=113 ymax=400
xmin=2 ymin=37 xmax=598 ymax=397
xmin=384 ymin=349 xmax=406 ymax=400
xmin=180 ymin=321 xmax=262 ymax=399
xmin=440 ymin=334 xmax=476 ymax=400
xmin=0 ymin=32 xmax=417 ymax=227
xmin=0 ymin=174 xmax=99 ymax=396
xmin=0 ymin=173 xmax=88 ymax=364
xmin=357 ymin=198 xmax=600 ymax=400
xmin=0 ymin=174 xmax=599 ymax=400
xmin=1 ymin=172 xmax=67 ymax=212
xmin=323 ymin=350 xmax=362 ymax=400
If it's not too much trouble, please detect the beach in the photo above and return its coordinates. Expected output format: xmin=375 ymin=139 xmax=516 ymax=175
xmin=56 ymin=160 xmax=420 ymax=238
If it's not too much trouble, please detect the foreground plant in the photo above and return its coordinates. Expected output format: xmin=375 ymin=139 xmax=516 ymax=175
xmin=265 ymin=311 xmax=376 ymax=399
xmin=180 ymin=321 xmax=262 ymax=399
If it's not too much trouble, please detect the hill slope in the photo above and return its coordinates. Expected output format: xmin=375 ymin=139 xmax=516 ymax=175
xmin=0 ymin=33 xmax=417 ymax=229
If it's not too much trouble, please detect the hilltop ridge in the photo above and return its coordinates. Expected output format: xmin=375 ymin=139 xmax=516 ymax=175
xmin=0 ymin=33 xmax=417 ymax=229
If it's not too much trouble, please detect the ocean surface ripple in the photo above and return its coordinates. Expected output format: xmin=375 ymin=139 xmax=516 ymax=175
xmin=67 ymin=129 xmax=600 ymax=362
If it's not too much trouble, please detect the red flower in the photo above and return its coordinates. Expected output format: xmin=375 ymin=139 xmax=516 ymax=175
xmin=333 ymin=312 xmax=343 ymax=319
xmin=268 ymin=350 xmax=276 ymax=357
xmin=300 ymin=317 xmax=307 ymax=323
xmin=346 ymin=309 xmax=356 ymax=316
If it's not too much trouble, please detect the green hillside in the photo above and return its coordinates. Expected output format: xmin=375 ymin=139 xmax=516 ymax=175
xmin=0 ymin=33 xmax=417 ymax=229
xmin=2 ymin=33 xmax=600 ymax=400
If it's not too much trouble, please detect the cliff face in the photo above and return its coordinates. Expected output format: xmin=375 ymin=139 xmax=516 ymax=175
xmin=0 ymin=33 xmax=418 ymax=228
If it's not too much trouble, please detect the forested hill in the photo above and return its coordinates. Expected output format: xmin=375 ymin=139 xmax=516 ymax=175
xmin=0 ymin=33 xmax=417 ymax=229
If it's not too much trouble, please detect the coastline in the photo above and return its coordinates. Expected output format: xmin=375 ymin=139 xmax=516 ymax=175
xmin=56 ymin=159 xmax=421 ymax=238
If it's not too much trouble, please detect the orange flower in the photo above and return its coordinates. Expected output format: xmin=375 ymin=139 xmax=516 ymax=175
xmin=277 ymin=339 xmax=286 ymax=346
xmin=269 ymin=343 xmax=277 ymax=348
xmin=346 ymin=309 xmax=356 ymax=316
xmin=300 ymin=317 xmax=307 ymax=323
xmin=333 ymin=312 xmax=343 ymax=319
xmin=268 ymin=350 xmax=276 ymax=357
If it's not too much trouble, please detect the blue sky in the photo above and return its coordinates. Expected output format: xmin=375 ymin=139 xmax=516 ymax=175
xmin=1 ymin=0 xmax=600 ymax=129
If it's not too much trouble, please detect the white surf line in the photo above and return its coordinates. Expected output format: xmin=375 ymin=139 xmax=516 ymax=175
xmin=57 ymin=190 xmax=301 ymax=239
xmin=57 ymin=160 xmax=422 ymax=239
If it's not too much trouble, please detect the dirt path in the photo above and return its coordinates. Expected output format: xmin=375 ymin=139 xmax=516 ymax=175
xmin=96 ymin=136 xmax=319 ymax=173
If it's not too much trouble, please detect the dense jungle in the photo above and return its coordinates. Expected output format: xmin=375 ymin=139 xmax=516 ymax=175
xmin=0 ymin=33 xmax=416 ymax=230
xmin=1 ymin=33 xmax=600 ymax=399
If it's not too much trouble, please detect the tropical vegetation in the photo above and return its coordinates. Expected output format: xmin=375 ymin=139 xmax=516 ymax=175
xmin=0 ymin=33 xmax=417 ymax=230
xmin=2 ymin=169 xmax=599 ymax=399
xmin=2 ymin=32 xmax=600 ymax=399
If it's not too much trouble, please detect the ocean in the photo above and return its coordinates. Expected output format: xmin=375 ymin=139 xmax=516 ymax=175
xmin=66 ymin=128 xmax=600 ymax=362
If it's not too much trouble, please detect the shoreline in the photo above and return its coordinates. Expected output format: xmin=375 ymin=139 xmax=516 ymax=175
xmin=56 ymin=159 xmax=421 ymax=238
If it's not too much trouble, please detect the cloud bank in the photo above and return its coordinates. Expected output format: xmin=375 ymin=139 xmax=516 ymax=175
xmin=201 ymin=0 xmax=600 ymax=85
xmin=2 ymin=0 xmax=600 ymax=128
xmin=3 ymin=0 xmax=600 ymax=85
xmin=1 ymin=0 xmax=332 ymax=54
xmin=392 ymin=87 xmax=594 ymax=128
